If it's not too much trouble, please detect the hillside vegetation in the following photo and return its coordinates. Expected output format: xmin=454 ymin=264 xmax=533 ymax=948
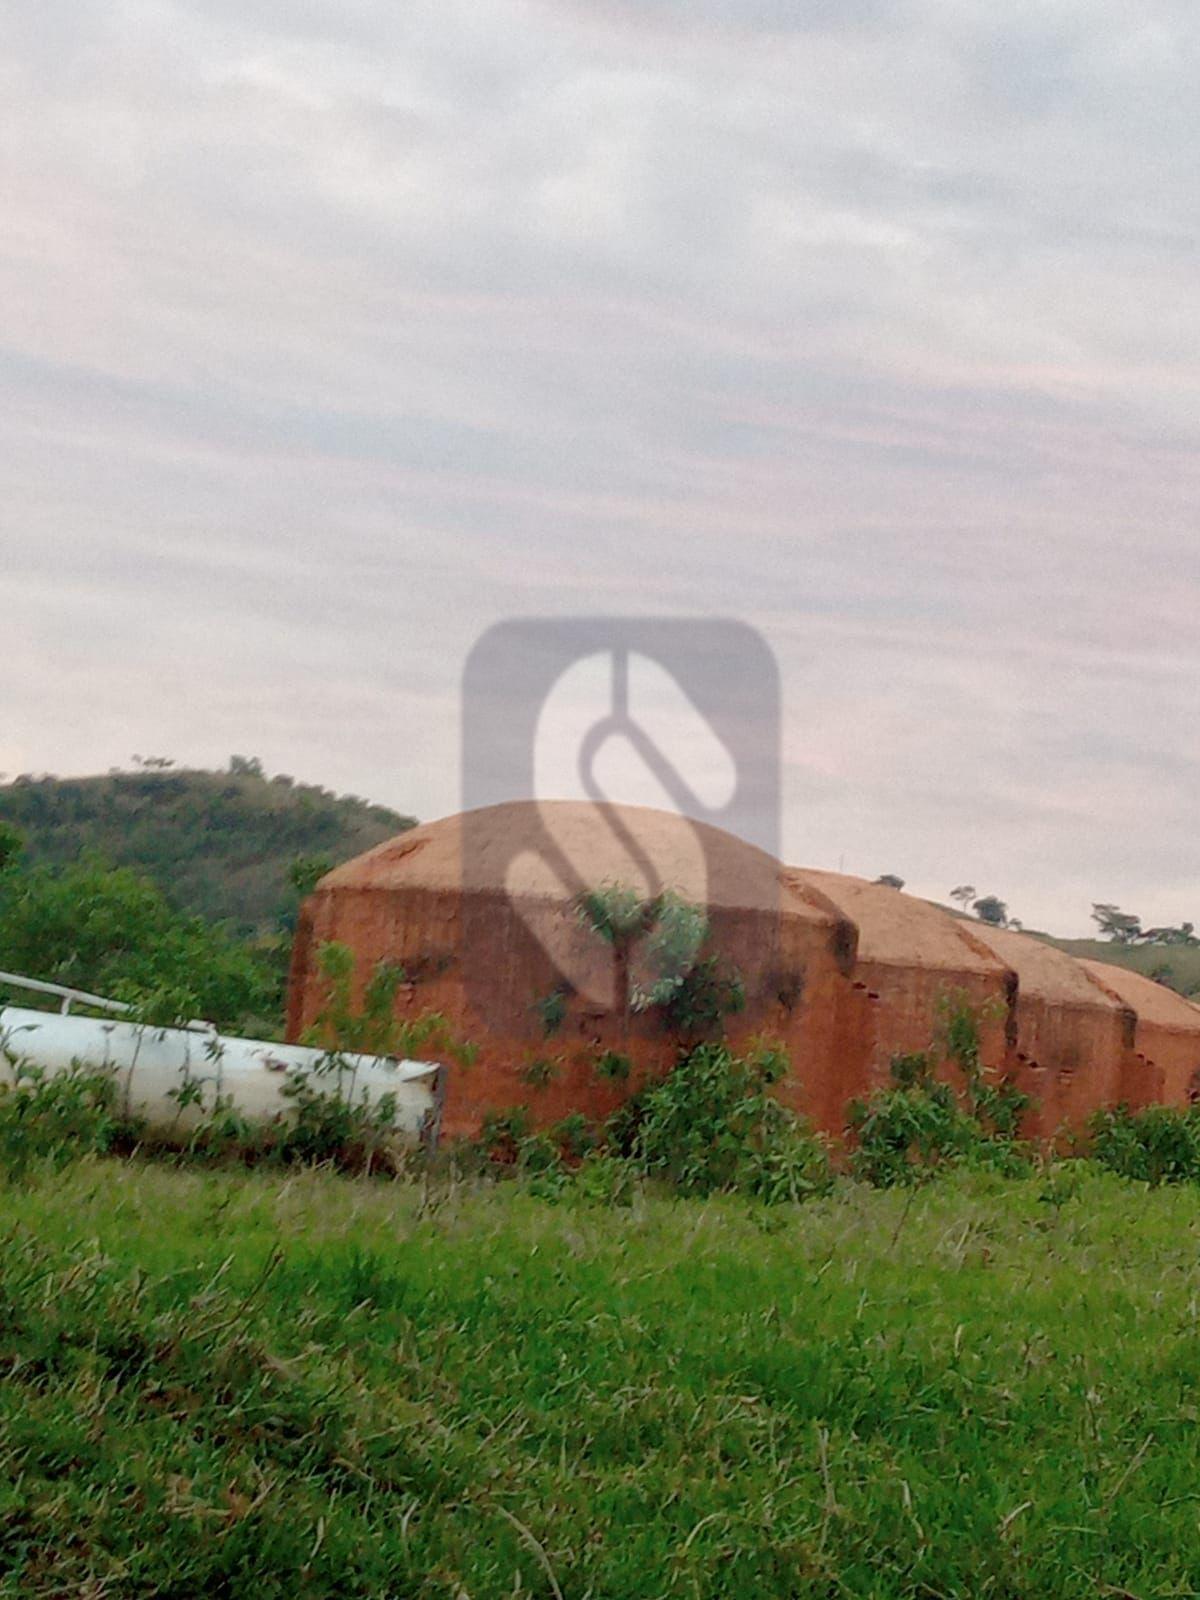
xmin=0 ymin=763 xmax=414 ymax=934
xmin=1039 ymin=934 xmax=1200 ymax=998
xmin=936 ymin=899 xmax=1200 ymax=998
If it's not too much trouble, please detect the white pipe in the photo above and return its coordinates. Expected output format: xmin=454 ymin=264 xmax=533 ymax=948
xmin=0 ymin=969 xmax=213 ymax=1030
xmin=0 ymin=1006 xmax=443 ymax=1147
xmin=0 ymin=969 xmax=134 ymax=1017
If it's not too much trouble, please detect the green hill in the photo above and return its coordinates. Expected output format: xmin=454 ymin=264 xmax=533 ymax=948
xmin=935 ymin=901 xmax=1200 ymax=999
xmin=1036 ymin=934 xmax=1200 ymax=999
xmin=0 ymin=763 xmax=415 ymax=934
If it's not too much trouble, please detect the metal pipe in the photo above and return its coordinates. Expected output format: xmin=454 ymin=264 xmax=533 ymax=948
xmin=0 ymin=970 xmax=219 ymax=1031
xmin=0 ymin=969 xmax=134 ymax=1017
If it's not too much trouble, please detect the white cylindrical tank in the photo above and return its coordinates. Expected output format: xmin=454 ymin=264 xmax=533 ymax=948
xmin=0 ymin=1006 xmax=443 ymax=1146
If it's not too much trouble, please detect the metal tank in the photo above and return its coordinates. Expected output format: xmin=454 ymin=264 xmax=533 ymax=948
xmin=0 ymin=972 xmax=443 ymax=1147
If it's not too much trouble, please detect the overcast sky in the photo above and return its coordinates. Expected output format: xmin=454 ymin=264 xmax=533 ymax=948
xmin=2 ymin=0 xmax=1198 ymax=934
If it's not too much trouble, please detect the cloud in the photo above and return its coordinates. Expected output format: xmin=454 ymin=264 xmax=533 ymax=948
xmin=0 ymin=0 xmax=1198 ymax=932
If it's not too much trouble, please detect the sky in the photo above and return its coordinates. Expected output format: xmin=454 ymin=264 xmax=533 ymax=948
xmin=1 ymin=0 xmax=1198 ymax=936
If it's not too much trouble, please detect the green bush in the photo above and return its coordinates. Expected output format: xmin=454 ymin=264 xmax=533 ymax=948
xmin=1089 ymin=1103 xmax=1200 ymax=1186
xmin=574 ymin=1149 xmax=637 ymax=1206
xmin=623 ymin=1040 xmax=833 ymax=1201
xmin=302 ymin=941 xmax=475 ymax=1066
xmin=461 ymin=1041 xmax=831 ymax=1204
xmin=576 ymin=885 xmax=745 ymax=1041
xmin=849 ymin=995 xmax=1034 ymax=1187
xmin=477 ymin=1107 xmax=532 ymax=1167
xmin=0 ymin=1063 xmax=138 ymax=1182
xmin=533 ymin=987 xmax=569 ymax=1036
xmin=849 ymin=1062 xmax=980 ymax=1187
xmin=551 ymin=1112 xmax=598 ymax=1161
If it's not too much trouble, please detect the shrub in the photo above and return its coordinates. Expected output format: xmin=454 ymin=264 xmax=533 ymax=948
xmin=551 ymin=1112 xmax=598 ymax=1161
xmin=594 ymin=1049 xmax=632 ymax=1081
xmin=937 ymin=991 xmax=1030 ymax=1139
xmin=623 ymin=1040 xmax=833 ymax=1201
xmin=642 ymin=956 xmax=746 ymax=1036
xmin=849 ymin=995 xmax=1034 ymax=1187
xmin=849 ymin=1060 xmax=979 ymax=1187
xmin=1089 ymin=1104 xmax=1200 ymax=1186
xmin=478 ymin=1107 xmax=532 ymax=1167
xmin=0 ymin=1062 xmax=138 ymax=1181
xmin=270 ymin=1071 xmax=404 ymax=1173
xmin=302 ymin=941 xmax=476 ymax=1066
xmin=534 ymin=987 xmax=569 ymax=1037
xmin=0 ymin=854 xmax=279 ymax=1031
xmin=519 ymin=1055 xmax=560 ymax=1089
xmin=574 ymin=1150 xmax=637 ymax=1206
xmin=515 ymin=1130 xmax=572 ymax=1198
xmin=576 ymin=886 xmax=744 ymax=1041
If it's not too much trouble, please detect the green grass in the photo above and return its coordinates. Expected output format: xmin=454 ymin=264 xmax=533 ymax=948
xmin=4 ymin=1162 xmax=1200 ymax=1596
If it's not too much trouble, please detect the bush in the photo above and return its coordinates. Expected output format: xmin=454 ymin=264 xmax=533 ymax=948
xmin=533 ymin=988 xmax=569 ymax=1036
xmin=0 ymin=1062 xmax=138 ymax=1181
xmin=849 ymin=996 xmax=1034 ymax=1187
xmin=574 ymin=1150 xmax=637 ymax=1206
xmin=302 ymin=941 xmax=475 ymax=1065
xmin=459 ymin=1041 xmax=831 ymax=1204
xmin=849 ymin=1062 xmax=980 ymax=1187
xmin=623 ymin=1040 xmax=833 ymax=1201
xmin=575 ymin=886 xmax=745 ymax=1042
xmin=1089 ymin=1104 xmax=1200 ymax=1186
xmin=594 ymin=1050 xmax=631 ymax=1082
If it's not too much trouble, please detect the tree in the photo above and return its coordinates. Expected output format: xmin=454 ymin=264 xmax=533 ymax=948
xmin=972 ymin=895 xmax=1009 ymax=927
xmin=288 ymin=854 xmax=334 ymax=900
xmin=0 ymin=822 xmax=23 ymax=875
xmin=874 ymin=874 xmax=905 ymax=890
xmin=1139 ymin=922 xmax=1198 ymax=947
xmin=1091 ymin=903 xmax=1142 ymax=944
xmin=950 ymin=885 xmax=976 ymax=912
xmin=0 ymin=854 xmax=278 ymax=1030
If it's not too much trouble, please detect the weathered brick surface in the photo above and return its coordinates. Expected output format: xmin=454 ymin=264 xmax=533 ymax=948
xmin=286 ymin=802 xmax=1200 ymax=1140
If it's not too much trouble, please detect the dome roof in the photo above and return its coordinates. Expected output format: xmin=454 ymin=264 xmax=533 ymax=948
xmin=790 ymin=869 xmax=1010 ymax=976
xmin=316 ymin=807 xmax=1198 ymax=1027
xmin=1080 ymin=959 xmax=1200 ymax=1032
xmin=317 ymin=801 xmax=832 ymax=923
xmin=966 ymin=921 xmax=1127 ymax=1011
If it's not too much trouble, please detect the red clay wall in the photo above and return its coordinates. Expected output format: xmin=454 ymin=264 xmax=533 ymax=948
xmin=852 ymin=961 xmax=1011 ymax=1095
xmin=782 ymin=872 xmax=1016 ymax=1126
xmin=1002 ymin=997 xmax=1131 ymax=1137
xmin=286 ymin=811 xmax=1197 ymax=1144
xmin=1079 ymin=960 xmax=1200 ymax=1109
xmin=287 ymin=882 xmax=860 ymax=1141
xmin=1128 ymin=1025 xmax=1200 ymax=1107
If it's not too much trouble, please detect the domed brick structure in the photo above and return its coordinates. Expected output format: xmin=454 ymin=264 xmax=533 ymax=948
xmin=1079 ymin=959 xmax=1200 ymax=1109
xmin=786 ymin=869 xmax=1017 ymax=1108
xmin=287 ymin=801 xmax=1200 ymax=1141
xmin=287 ymin=801 xmax=861 ymax=1139
xmin=965 ymin=923 xmax=1135 ymax=1136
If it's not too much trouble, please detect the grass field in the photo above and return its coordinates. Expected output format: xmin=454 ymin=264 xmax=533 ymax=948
xmin=3 ymin=1162 xmax=1200 ymax=1597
